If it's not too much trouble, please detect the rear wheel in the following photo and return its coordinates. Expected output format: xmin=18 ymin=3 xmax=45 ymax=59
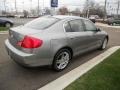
xmin=53 ymin=49 xmax=72 ymax=71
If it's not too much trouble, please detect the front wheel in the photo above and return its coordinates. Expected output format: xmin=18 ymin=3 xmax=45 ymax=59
xmin=5 ymin=22 xmax=11 ymax=28
xmin=112 ymin=23 xmax=116 ymax=26
xmin=53 ymin=49 xmax=72 ymax=71
xmin=100 ymin=38 xmax=108 ymax=50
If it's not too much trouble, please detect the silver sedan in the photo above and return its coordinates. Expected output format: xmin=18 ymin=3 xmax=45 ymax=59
xmin=5 ymin=15 xmax=108 ymax=71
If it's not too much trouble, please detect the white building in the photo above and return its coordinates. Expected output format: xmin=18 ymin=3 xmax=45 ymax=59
xmin=106 ymin=0 xmax=120 ymax=15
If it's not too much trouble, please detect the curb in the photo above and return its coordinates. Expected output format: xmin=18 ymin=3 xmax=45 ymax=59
xmin=38 ymin=46 xmax=120 ymax=90
xmin=0 ymin=31 xmax=8 ymax=34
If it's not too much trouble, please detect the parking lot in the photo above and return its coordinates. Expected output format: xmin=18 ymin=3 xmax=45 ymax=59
xmin=0 ymin=18 xmax=120 ymax=90
xmin=9 ymin=18 xmax=34 ymax=26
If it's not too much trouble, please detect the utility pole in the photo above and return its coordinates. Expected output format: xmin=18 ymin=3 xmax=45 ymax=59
xmin=43 ymin=0 xmax=44 ymax=15
xmin=117 ymin=0 xmax=120 ymax=17
xmin=86 ymin=0 xmax=89 ymax=18
xmin=43 ymin=0 xmax=44 ymax=9
xmin=38 ymin=0 xmax=40 ymax=16
xmin=4 ymin=0 xmax=6 ymax=13
xmin=22 ymin=0 xmax=24 ymax=11
xmin=15 ymin=0 xmax=17 ymax=14
xmin=29 ymin=0 xmax=32 ymax=15
xmin=104 ymin=0 xmax=107 ymax=20
xmin=30 ymin=0 xmax=32 ymax=11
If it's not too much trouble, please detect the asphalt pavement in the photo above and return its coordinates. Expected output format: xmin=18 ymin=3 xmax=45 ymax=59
xmin=0 ymin=25 xmax=120 ymax=90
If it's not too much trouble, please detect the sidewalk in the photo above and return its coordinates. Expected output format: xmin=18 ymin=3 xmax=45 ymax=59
xmin=38 ymin=46 xmax=120 ymax=90
xmin=0 ymin=31 xmax=8 ymax=34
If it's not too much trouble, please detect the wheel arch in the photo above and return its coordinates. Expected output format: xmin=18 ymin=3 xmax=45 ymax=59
xmin=59 ymin=46 xmax=73 ymax=57
xmin=106 ymin=35 xmax=109 ymax=41
xmin=52 ymin=46 xmax=73 ymax=71
xmin=4 ymin=21 xmax=12 ymax=27
xmin=53 ymin=46 xmax=73 ymax=61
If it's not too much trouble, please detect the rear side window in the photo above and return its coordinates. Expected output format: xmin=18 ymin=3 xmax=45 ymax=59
xmin=24 ymin=17 xmax=60 ymax=30
xmin=69 ymin=20 xmax=84 ymax=32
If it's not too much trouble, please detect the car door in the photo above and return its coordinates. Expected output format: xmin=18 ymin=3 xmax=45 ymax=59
xmin=83 ymin=19 xmax=102 ymax=50
xmin=114 ymin=18 xmax=120 ymax=24
xmin=0 ymin=19 xmax=3 ymax=25
xmin=64 ymin=19 xmax=94 ymax=56
xmin=118 ymin=19 xmax=120 ymax=24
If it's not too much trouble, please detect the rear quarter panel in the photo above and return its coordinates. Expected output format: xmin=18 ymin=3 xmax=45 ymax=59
xmin=50 ymin=33 xmax=68 ymax=58
xmin=29 ymin=33 xmax=53 ymax=65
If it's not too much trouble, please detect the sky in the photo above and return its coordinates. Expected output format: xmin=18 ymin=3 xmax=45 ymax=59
xmin=0 ymin=0 xmax=119 ymax=15
xmin=0 ymin=0 xmax=108 ymax=12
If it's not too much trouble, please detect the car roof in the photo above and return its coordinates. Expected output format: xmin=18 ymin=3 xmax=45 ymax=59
xmin=52 ymin=15 xmax=86 ymax=20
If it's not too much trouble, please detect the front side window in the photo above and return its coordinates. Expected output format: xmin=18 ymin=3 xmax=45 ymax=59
xmin=68 ymin=19 xmax=84 ymax=32
xmin=84 ymin=20 xmax=96 ymax=31
xmin=24 ymin=17 xmax=60 ymax=30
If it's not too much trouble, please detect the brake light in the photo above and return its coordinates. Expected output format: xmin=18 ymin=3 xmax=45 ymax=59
xmin=17 ymin=36 xmax=43 ymax=48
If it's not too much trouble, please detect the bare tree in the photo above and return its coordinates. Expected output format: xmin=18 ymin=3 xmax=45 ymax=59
xmin=23 ymin=10 xmax=29 ymax=18
xmin=59 ymin=7 xmax=68 ymax=15
xmin=30 ymin=7 xmax=41 ymax=16
xmin=44 ymin=7 xmax=51 ymax=15
xmin=72 ymin=8 xmax=81 ymax=16
xmin=83 ymin=0 xmax=104 ymax=18
xmin=2 ymin=10 xmax=6 ymax=15
xmin=83 ymin=0 xmax=91 ymax=18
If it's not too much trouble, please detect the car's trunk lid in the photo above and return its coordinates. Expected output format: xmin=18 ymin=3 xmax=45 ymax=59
xmin=9 ymin=26 xmax=43 ymax=51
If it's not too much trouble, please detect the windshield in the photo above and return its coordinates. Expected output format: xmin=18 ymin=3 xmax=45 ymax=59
xmin=24 ymin=17 xmax=60 ymax=30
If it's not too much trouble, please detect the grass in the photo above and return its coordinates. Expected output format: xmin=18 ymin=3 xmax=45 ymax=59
xmin=65 ymin=49 xmax=120 ymax=90
xmin=0 ymin=27 xmax=9 ymax=31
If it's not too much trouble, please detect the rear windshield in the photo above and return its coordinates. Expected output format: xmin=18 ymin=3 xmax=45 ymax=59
xmin=24 ymin=17 xmax=60 ymax=30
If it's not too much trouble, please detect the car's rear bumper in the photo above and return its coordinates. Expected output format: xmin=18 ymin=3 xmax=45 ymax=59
xmin=5 ymin=39 xmax=51 ymax=67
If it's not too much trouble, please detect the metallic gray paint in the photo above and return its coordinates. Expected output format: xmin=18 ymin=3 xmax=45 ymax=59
xmin=5 ymin=15 xmax=108 ymax=67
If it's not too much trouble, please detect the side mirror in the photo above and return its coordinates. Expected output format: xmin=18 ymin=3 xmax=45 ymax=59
xmin=96 ymin=28 xmax=101 ymax=32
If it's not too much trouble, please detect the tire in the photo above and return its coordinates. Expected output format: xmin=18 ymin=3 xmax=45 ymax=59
xmin=100 ymin=38 xmax=108 ymax=50
xmin=112 ymin=23 xmax=116 ymax=26
xmin=52 ymin=49 xmax=72 ymax=71
xmin=5 ymin=22 xmax=11 ymax=28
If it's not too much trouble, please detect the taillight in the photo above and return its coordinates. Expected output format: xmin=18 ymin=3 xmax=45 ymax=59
xmin=17 ymin=36 xmax=43 ymax=48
